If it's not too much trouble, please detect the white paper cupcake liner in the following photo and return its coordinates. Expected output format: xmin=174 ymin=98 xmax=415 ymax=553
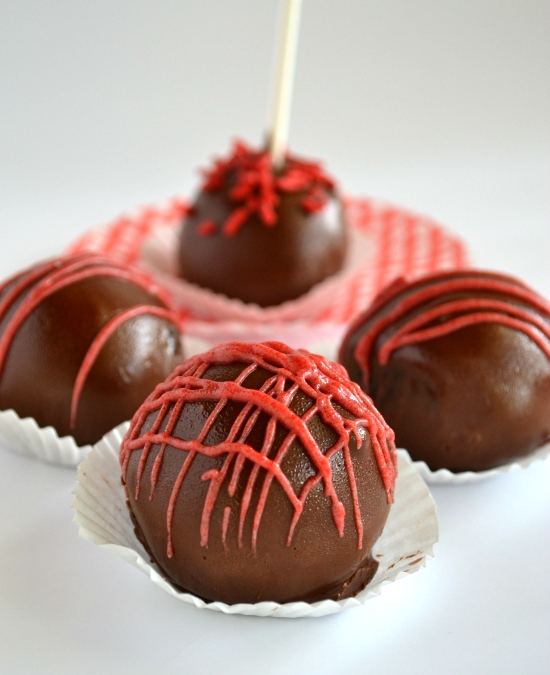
xmin=0 ymin=408 xmax=90 ymax=467
xmin=413 ymin=442 xmax=550 ymax=485
xmin=72 ymin=423 xmax=439 ymax=618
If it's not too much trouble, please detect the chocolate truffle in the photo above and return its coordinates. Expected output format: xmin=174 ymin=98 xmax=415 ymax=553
xmin=178 ymin=141 xmax=348 ymax=307
xmin=339 ymin=270 xmax=550 ymax=472
xmin=0 ymin=253 xmax=184 ymax=446
xmin=121 ymin=341 xmax=396 ymax=605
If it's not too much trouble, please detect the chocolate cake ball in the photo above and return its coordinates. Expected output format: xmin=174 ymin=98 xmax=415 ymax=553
xmin=178 ymin=141 xmax=348 ymax=307
xmin=0 ymin=253 xmax=184 ymax=446
xmin=121 ymin=341 xmax=396 ymax=604
xmin=339 ymin=270 xmax=550 ymax=472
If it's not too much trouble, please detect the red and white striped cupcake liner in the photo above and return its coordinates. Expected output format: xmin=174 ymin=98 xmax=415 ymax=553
xmin=68 ymin=195 xmax=469 ymax=351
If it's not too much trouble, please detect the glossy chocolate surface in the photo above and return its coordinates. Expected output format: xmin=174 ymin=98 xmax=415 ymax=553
xmin=178 ymin=142 xmax=348 ymax=307
xmin=339 ymin=270 xmax=550 ymax=472
xmin=0 ymin=254 xmax=184 ymax=446
xmin=121 ymin=342 xmax=395 ymax=604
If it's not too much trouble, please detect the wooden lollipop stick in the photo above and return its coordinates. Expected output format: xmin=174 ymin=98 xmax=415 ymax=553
xmin=269 ymin=0 xmax=303 ymax=170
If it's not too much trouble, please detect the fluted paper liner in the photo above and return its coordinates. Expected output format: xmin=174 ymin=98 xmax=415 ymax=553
xmin=413 ymin=443 xmax=550 ymax=484
xmin=0 ymin=408 xmax=90 ymax=467
xmin=72 ymin=423 xmax=439 ymax=618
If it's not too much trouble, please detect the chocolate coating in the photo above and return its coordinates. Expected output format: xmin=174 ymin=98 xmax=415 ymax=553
xmin=0 ymin=254 xmax=184 ymax=446
xmin=121 ymin=342 xmax=396 ymax=604
xmin=179 ymin=142 xmax=348 ymax=307
xmin=339 ymin=270 xmax=550 ymax=472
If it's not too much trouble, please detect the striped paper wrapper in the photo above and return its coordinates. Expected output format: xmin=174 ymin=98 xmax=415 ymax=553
xmin=68 ymin=196 xmax=469 ymax=346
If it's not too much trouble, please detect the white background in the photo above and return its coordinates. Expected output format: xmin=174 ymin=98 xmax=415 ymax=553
xmin=0 ymin=1 xmax=549 ymax=673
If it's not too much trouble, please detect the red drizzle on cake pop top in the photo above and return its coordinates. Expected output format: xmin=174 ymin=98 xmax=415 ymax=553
xmin=197 ymin=140 xmax=337 ymax=236
xmin=0 ymin=253 xmax=180 ymax=435
xmin=120 ymin=341 xmax=396 ymax=557
xmin=344 ymin=270 xmax=550 ymax=387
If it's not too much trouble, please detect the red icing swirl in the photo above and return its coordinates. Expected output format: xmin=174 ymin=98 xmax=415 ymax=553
xmin=344 ymin=270 xmax=550 ymax=386
xmin=120 ymin=341 xmax=396 ymax=557
xmin=196 ymin=140 xmax=337 ymax=236
xmin=0 ymin=253 xmax=180 ymax=435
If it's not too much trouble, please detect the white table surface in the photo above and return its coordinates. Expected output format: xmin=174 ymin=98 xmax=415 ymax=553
xmin=1 ymin=2 xmax=549 ymax=673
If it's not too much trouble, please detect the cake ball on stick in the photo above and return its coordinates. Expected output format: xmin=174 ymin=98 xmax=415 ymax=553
xmin=178 ymin=0 xmax=348 ymax=307
xmin=179 ymin=141 xmax=347 ymax=307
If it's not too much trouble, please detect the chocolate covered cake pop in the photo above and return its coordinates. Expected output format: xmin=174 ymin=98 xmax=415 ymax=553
xmin=339 ymin=270 xmax=550 ymax=472
xmin=0 ymin=253 xmax=184 ymax=446
xmin=121 ymin=341 xmax=396 ymax=604
xmin=178 ymin=141 xmax=348 ymax=307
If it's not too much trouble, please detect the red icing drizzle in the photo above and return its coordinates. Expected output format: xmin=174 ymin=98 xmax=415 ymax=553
xmin=196 ymin=220 xmax=217 ymax=236
xmin=70 ymin=304 xmax=178 ymax=429
xmin=349 ymin=270 xmax=550 ymax=385
xmin=0 ymin=253 xmax=180 ymax=436
xmin=120 ymin=341 xmax=396 ymax=557
xmin=196 ymin=140 xmax=337 ymax=236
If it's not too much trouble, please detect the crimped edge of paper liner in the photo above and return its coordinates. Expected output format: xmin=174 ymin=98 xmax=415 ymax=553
xmin=413 ymin=443 xmax=550 ymax=485
xmin=0 ymin=408 xmax=90 ymax=467
xmin=72 ymin=422 xmax=439 ymax=618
